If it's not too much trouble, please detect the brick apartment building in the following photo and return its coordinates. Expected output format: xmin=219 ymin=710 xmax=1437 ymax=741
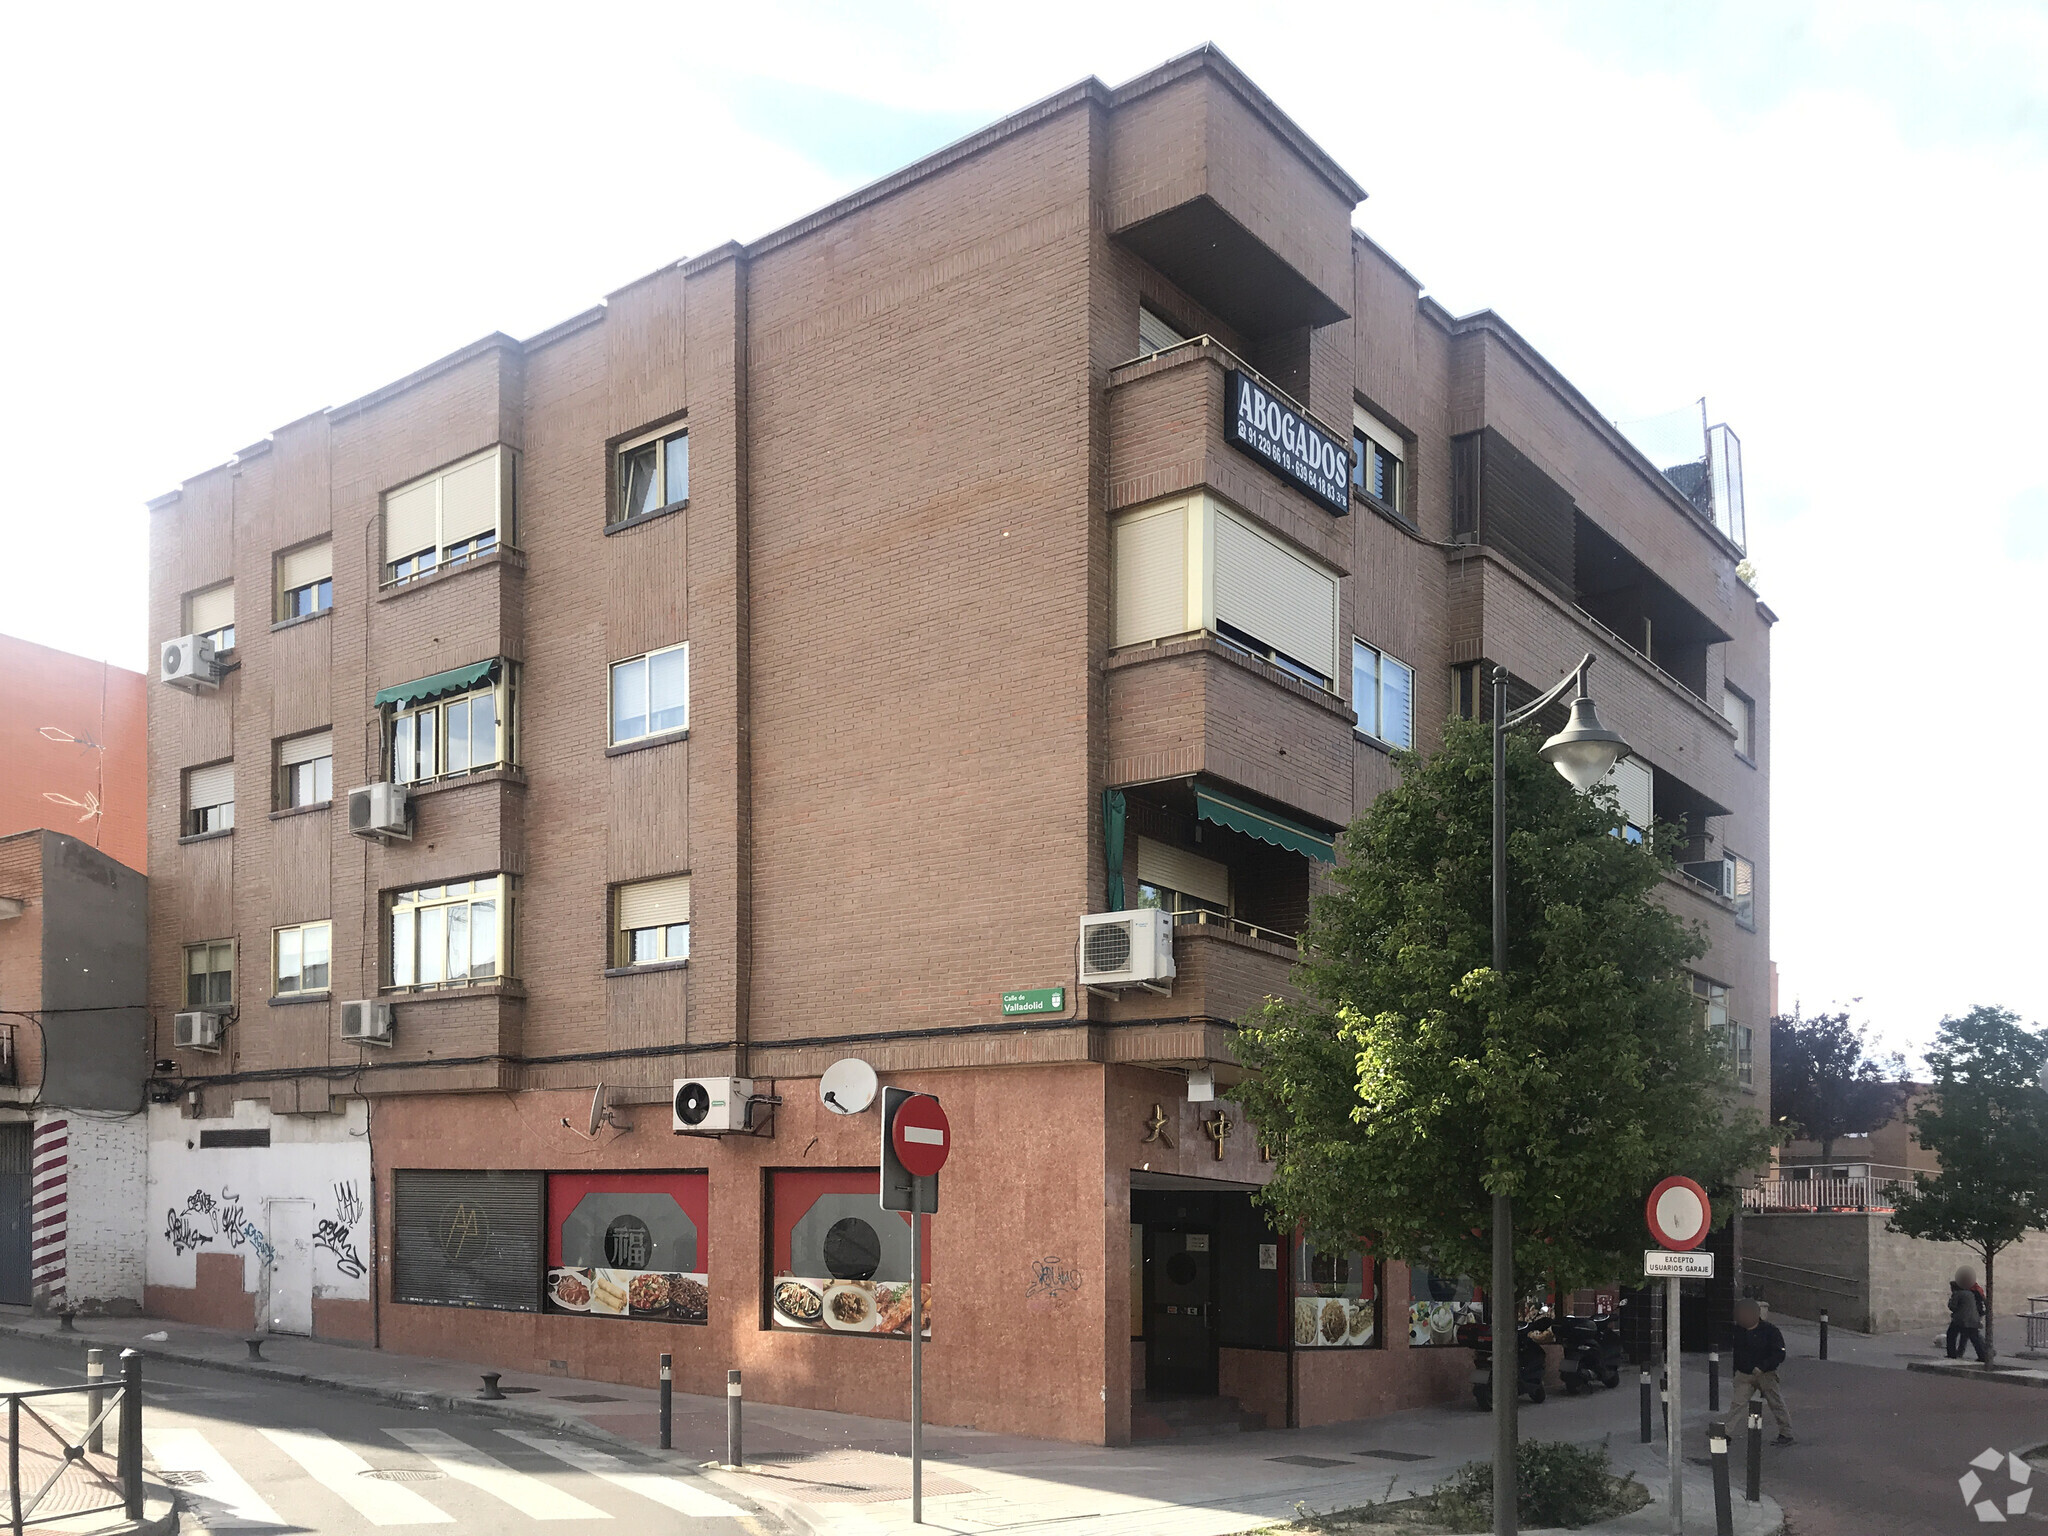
xmin=141 ymin=47 xmax=1771 ymax=1442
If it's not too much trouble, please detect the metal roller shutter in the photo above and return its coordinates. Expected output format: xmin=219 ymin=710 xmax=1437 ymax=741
xmin=186 ymin=761 xmax=234 ymax=809
xmin=279 ymin=541 xmax=332 ymax=590
xmin=1212 ymin=510 xmax=1338 ymax=680
xmin=279 ymin=730 xmax=332 ymax=767
xmin=1603 ymin=757 xmax=1653 ymax=832
xmin=1114 ymin=504 xmax=1189 ymax=647
xmin=1135 ymin=836 xmax=1229 ymax=907
xmin=186 ymin=584 xmax=234 ymax=634
xmin=392 ymin=1169 xmax=543 ymax=1311
xmin=439 ymin=452 xmax=501 ymax=545
xmin=383 ymin=479 xmax=439 ymax=562
xmin=618 ymin=875 xmax=690 ymax=931
xmin=1353 ymin=405 xmax=1405 ymax=462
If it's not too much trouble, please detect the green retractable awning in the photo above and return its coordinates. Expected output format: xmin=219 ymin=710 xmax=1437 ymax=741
xmin=374 ymin=658 xmax=499 ymax=709
xmin=1195 ymin=782 xmax=1338 ymax=863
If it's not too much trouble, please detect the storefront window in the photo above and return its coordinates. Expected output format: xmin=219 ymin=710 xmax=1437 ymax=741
xmin=1408 ymin=1264 xmax=1485 ymax=1346
xmin=768 ymin=1169 xmax=931 ymax=1338
xmin=392 ymin=1169 xmax=544 ymax=1312
xmin=1292 ymin=1237 xmax=1378 ymax=1348
xmin=545 ymin=1172 xmax=708 ymax=1324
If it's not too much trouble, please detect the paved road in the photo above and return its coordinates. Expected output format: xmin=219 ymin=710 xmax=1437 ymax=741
xmin=0 ymin=1337 xmax=762 ymax=1535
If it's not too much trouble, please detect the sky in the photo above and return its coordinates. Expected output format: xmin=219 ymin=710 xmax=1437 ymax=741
xmin=2 ymin=0 xmax=2042 ymax=1064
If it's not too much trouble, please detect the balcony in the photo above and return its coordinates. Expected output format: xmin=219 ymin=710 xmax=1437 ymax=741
xmin=1096 ymin=919 xmax=1302 ymax=1042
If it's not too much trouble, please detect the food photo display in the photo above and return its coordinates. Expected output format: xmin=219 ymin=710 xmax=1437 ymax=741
xmin=546 ymin=1170 xmax=709 ymax=1325
xmin=769 ymin=1169 xmax=934 ymax=1339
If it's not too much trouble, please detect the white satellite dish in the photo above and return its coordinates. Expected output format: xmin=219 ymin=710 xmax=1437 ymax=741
xmin=587 ymin=1085 xmax=609 ymax=1138
xmin=820 ymin=1058 xmax=878 ymax=1116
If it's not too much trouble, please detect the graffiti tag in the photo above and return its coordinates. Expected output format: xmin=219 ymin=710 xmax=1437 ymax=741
xmin=437 ymin=1201 xmax=491 ymax=1265
xmin=168 ymin=1186 xmax=275 ymax=1267
xmin=1025 ymin=1255 xmax=1084 ymax=1307
xmin=164 ymin=1207 xmax=214 ymax=1257
xmin=314 ymin=1180 xmax=367 ymax=1278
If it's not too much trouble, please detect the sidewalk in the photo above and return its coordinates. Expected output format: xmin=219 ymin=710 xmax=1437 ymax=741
xmin=0 ymin=1312 xmax=1781 ymax=1535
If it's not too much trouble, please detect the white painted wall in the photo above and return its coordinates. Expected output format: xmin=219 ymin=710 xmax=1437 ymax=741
xmin=58 ymin=1111 xmax=147 ymax=1311
xmin=146 ymin=1099 xmax=371 ymax=1304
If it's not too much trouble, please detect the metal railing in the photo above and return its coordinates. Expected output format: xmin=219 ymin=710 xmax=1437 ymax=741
xmin=1167 ymin=908 xmax=1299 ymax=950
xmin=1742 ymin=1177 xmax=1901 ymax=1213
xmin=6 ymin=1350 xmax=142 ymax=1530
xmin=2025 ymin=1299 xmax=2048 ymax=1356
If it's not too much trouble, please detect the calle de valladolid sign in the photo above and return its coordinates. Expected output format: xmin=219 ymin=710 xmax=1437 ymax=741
xmin=1224 ymin=370 xmax=1350 ymax=517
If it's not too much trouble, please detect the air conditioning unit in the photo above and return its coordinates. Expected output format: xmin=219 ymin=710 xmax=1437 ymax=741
xmin=673 ymin=1077 xmax=754 ymax=1134
xmin=173 ymin=1011 xmax=222 ymax=1051
xmin=160 ymin=634 xmax=220 ymax=693
xmin=1079 ymin=908 xmax=1177 ymax=988
xmin=348 ymin=783 xmax=412 ymax=842
xmin=339 ymin=1000 xmax=394 ymax=1045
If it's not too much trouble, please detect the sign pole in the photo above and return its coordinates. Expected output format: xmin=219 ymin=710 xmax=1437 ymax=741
xmin=1644 ymin=1175 xmax=1712 ymax=1536
xmin=911 ymin=1178 xmax=923 ymax=1524
xmin=1666 ymin=1273 xmax=1682 ymax=1534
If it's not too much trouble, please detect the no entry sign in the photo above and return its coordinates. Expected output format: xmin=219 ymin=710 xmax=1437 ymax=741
xmin=1646 ymin=1175 xmax=1711 ymax=1251
xmin=890 ymin=1094 xmax=951 ymax=1178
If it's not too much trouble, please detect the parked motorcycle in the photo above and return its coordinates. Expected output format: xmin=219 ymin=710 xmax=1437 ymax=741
xmin=1471 ymin=1317 xmax=1549 ymax=1410
xmin=1554 ymin=1312 xmax=1624 ymax=1392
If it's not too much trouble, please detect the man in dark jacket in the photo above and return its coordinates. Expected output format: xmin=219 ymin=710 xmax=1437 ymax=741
xmin=1732 ymin=1299 xmax=1794 ymax=1443
xmin=1948 ymin=1268 xmax=1992 ymax=1363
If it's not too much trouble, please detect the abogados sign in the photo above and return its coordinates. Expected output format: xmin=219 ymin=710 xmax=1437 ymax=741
xmin=1224 ymin=370 xmax=1350 ymax=517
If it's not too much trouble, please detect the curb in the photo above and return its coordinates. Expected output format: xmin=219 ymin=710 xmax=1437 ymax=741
xmin=1907 ymin=1359 xmax=2048 ymax=1390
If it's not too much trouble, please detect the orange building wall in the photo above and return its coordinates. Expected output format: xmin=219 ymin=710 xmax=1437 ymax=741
xmin=0 ymin=635 xmax=148 ymax=873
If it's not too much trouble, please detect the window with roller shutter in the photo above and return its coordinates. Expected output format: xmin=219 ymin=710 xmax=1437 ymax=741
xmin=1133 ymin=837 xmax=1229 ymax=923
xmin=184 ymin=760 xmax=234 ymax=835
xmin=382 ymin=447 xmax=516 ymax=585
xmin=184 ymin=582 xmax=235 ymax=653
xmin=275 ymin=539 xmax=333 ymax=620
xmin=276 ymin=728 xmax=333 ymax=809
xmin=613 ymin=875 xmax=690 ymax=967
xmin=1600 ymin=756 xmax=1654 ymax=843
xmin=393 ymin=1169 xmax=544 ymax=1312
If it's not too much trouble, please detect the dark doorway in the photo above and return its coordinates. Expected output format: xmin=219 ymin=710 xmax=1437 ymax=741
xmin=0 ymin=1125 xmax=31 ymax=1306
xmin=1146 ymin=1226 xmax=1216 ymax=1394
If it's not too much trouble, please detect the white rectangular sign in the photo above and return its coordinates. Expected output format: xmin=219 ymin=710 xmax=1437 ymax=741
xmin=1644 ymin=1249 xmax=1715 ymax=1278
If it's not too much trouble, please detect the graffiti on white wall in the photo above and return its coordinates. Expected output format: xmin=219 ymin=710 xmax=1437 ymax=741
xmin=163 ymin=1187 xmax=278 ymax=1268
xmin=312 ymin=1181 xmax=366 ymax=1279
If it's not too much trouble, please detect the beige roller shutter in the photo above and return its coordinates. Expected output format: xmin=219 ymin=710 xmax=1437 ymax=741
xmin=186 ymin=583 xmax=234 ymax=634
xmin=384 ymin=479 xmax=439 ymax=561
xmin=187 ymin=761 xmax=234 ymax=808
xmin=280 ymin=540 xmax=332 ymax=589
xmin=1212 ymin=510 xmax=1338 ymax=680
xmin=1135 ymin=837 xmax=1229 ymax=907
xmin=279 ymin=729 xmax=332 ymax=767
xmin=618 ymin=875 xmax=690 ymax=930
xmin=1354 ymin=404 xmax=1405 ymax=462
xmin=1603 ymin=756 xmax=1653 ymax=831
xmin=439 ymin=451 xmax=500 ymax=544
xmin=1114 ymin=504 xmax=1189 ymax=647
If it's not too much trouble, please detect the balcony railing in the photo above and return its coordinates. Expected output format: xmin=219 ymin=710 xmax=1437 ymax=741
xmin=1166 ymin=908 xmax=1298 ymax=950
xmin=2025 ymin=1299 xmax=2048 ymax=1356
xmin=1743 ymin=1177 xmax=1901 ymax=1214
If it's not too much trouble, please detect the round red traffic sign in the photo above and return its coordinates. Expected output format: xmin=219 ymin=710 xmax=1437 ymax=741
xmin=1646 ymin=1176 xmax=1711 ymax=1251
xmin=891 ymin=1094 xmax=951 ymax=1178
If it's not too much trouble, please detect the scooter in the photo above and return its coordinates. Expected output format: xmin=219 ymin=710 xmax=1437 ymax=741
xmin=1555 ymin=1313 xmax=1624 ymax=1392
xmin=1471 ymin=1318 xmax=1548 ymax=1410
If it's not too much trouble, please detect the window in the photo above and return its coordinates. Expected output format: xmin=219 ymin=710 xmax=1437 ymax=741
xmin=276 ymin=540 xmax=333 ymax=620
xmin=613 ymin=422 xmax=690 ymax=525
xmin=185 ymin=583 xmax=235 ymax=653
xmin=391 ymin=678 xmax=506 ymax=785
xmin=609 ymin=643 xmax=689 ymax=745
xmin=1693 ymin=976 xmax=1751 ymax=1085
xmin=1137 ymin=306 xmax=1188 ymax=358
xmin=1600 ymin=756 xmax=1653 ymax=844
xmin=184 ymin=761 xmax=234 ymax=835
xmin=382 ymin=446 xmax=515 ymax=584
xmin=184 ymin=941 xmax=233 ymax=1009
xmin=273 ymin=920 xmax=332 ymax=996
xmin=1133 ymin=837 xmax=1228 ymax=924
xmin=1352 ymin=405 xmax=1405 ymax=513
xmin=1351 ymin=641 xmax=1415 ymax=749
xmin=1294 ymin=1238 xmax=1379 ymax=1348
xmin=389 ymin=877 xmax=511 ymax=989
xmin=1722 ymin=684 xmax=1755 ymax=759
xmin=277 ymin=729 xmax=333 ymax=808
xmin=768 ymin=1169 xmax=932 ymax=1337
xmin=614 ymin=875 xmax=691 ymax=967
xmin=1726 ymin=853 xmax=1756 ymax=930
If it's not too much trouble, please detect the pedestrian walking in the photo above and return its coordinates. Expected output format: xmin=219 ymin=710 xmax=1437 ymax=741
xmin=1732 ymin=1299 xmax=1794 ymax=1444
xmin=1946 ymin=1267 xmax=1992 ymax=1364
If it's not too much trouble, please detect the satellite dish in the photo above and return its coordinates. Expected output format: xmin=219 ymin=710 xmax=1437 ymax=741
xmin=820 ymin=1058 xmax=878 ymax=1116
xmin=587 ymin=1085 xmax=609 ymax=1138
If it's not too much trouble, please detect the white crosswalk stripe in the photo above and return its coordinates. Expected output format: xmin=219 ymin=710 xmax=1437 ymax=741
xmin=496 ymin=1429 xmax=749 ymax=1518
xmin=384 ymin=1427 xmax=612 ymax=1520
xmin=260 ymin=1426 xmax=457 ymax=1525
xmin=151 ymin=1426 xmax=287 ymax=1530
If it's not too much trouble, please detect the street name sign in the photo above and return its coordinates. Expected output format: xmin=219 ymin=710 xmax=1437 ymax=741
xmin=1000 ymin=987 xmax=1064 ymax=1016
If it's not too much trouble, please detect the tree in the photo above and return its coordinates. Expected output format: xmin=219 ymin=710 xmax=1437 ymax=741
xmin=1888 ymin=1005 xmax=2048 ymax=1355
xmin=1235 ymin=717 xmax=1772 ymax=1293
xmin=1769 ymin=1010 xmax=1908 ymax=1165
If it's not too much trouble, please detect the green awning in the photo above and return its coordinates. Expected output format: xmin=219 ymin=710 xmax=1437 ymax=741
xmin=374 ymin=659 xmax=499 ymax=709
xmin=1195 ymin=782 xmax=1337 ymax=863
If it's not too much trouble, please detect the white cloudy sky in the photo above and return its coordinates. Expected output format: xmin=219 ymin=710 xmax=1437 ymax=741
xmin=3 ymin=1 xmax=2042 ymax=1061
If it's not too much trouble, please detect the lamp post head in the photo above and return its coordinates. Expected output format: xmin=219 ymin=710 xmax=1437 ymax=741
xmin=1540 ymin=691 xmax=1629 ymax=792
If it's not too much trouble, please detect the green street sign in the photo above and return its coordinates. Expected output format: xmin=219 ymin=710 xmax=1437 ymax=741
xmin=1000 ymin=987 xmax=1065 ymax=1016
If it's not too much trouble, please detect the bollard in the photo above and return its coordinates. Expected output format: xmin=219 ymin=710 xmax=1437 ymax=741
xmin=658 ymin=1353 xmax=672 ymax=1451
xmin=246 ymin=1337 xmax=265 ymax=1361
xmin=57 ymin=1310 xmax=75 ymax=1333
xmin=477 ymin=1372 xmax=505 ymax=1401
xmin=86 ymin=1348 xmax=105 ymax=1455
xmin=726 ymin=1369 xmax=742 ymax=1469
xmin=1639 ymin=1368 xmax=1654 ymax=1443
xmin=119 ymin=1350 xmax=143 ymax=1521
xmin=1660 ymin=1366 xmax=1670 ymax=1439
xmin=1708 ymin=1348 xmax=1720 ymax=1413
xmin=1745 ymin=1406 xmax=1762 ymax=1503
xmin=1818 ymin=1308 xmax=1829 ymax=1360
xmin=1710 ymin=1422 xmax=1734 ymax=1536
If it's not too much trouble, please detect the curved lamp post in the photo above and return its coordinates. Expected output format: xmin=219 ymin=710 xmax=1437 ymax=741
xmin=1490 ymin=653 xmax=1629 ymax=1536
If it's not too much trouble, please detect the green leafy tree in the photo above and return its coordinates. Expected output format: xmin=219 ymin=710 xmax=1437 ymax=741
xmin=1769 ymin=1009 xmax=1907 ymax=1164
xmin=1888 ymin=1005 xmax=2048 ymax=1354
xmin=1235 ymin=717 xmax=1771 ymax=1291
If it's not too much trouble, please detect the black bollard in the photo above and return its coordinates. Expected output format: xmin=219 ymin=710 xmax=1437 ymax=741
xmin=1819 ymin=1308 xmax=1829 ymax=1360
xmin=57 ymin=1310 xmax=75 ymax=1333
xmin=1745 ymin=1406 xmax=1762 ymax=1502
xmin=658 ymin=1353 xmax=672 ymax=1451
xmin=726 ymin=1369 xmax=742 ymax=1468
xmin=1640 ymin=1368 xmax=1653 ymax=1443
xmin=1708 ymin=1348 xmax=1720 ymax=1412
xmin=246 ymin=1338 xmax=265 ymax=1361
xmin=119 ymin=1350 xmax=142 ymax=1521
xmin=1710 ymin=1422 xmax=1734 ymax=1536
xmin=1660 ymin=1366 xmax=1670 ymax=1438
xmin=477 ymin=1372 xmax=505 ymax=1401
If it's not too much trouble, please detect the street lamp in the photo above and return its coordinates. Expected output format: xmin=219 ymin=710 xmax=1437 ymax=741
xmin=1489 ymin=653 xmax=1629 ymax=1536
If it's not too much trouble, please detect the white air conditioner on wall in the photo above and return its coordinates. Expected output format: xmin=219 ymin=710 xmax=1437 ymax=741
xmin=673 ymin=1077 xmax=753 ymax=1134
xmin=348 ymin=783 xmax=412 ymax=842
xmin=160 ymin=635 xmax=219 ymax=693
xmin=339 ymin=1000 xmax=394 ymax=1045
xmin=1078 ymin=908 xmax=1176 ymax=988
xmin=173 ymin=1011 xmax=222 ymax=1051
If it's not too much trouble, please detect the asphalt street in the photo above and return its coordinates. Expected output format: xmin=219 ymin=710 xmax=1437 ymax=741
xmin=0 ymin=1336 xmax=765 ymax=1535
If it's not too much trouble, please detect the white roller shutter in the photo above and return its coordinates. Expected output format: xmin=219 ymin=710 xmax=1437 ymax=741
xmin=1212 ymin=509 xmax=1338 ymax=680
xmin=384 ymin=480 xmax=439 ymax=561
xmin=279 ymin=729 xmax=332 ymax=767
xmin=439 ymin=452 xmax=500 ymax=544
xmin=1114 ymin=504 xmax=1189 ymax=647
xmin=618 ymin=875 xmax=690 ymax=930
xmin=1353 ymin=404 xmax=1405 ymax=462
xmin=1604 ymin=756 xmax=1653 ymax=831
xmin=187 ymin=761 xmax=235 ymax=809
xmin=280 ymin=540 xmax=332 ymax=589
xmin=186 ymin=584 xmax=234 ymax=634
xmin=1135 ymin=837 xmax=1229 ymax=907
xmin=1138 ymin=306 xmax=1187 ymax=356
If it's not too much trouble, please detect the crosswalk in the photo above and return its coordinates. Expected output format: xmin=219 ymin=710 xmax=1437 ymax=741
xmin=149 ymin=1422 xmax=749 ymax=1530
